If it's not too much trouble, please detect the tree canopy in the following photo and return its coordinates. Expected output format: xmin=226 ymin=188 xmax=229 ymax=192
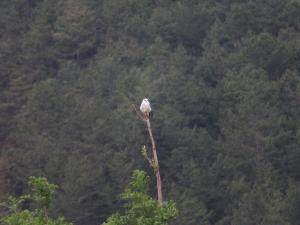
xmin=1 ymin=0 xmax=300 ymax=224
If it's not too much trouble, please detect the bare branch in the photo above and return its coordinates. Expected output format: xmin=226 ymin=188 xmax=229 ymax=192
xmin=133 ymin=102 xmax=163 ymax=203
xmin=145 ymin=118 xmax=163 ymax=203
xmin=131 ymin=104 xmax=144 ymax=121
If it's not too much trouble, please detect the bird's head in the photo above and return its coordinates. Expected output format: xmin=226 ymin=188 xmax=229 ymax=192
xmin=143 ymin=98 xmax=149 ymax=102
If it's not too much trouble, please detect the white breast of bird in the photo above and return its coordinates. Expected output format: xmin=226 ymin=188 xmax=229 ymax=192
xmin=140 ymin=98 xmax=151 ymax=113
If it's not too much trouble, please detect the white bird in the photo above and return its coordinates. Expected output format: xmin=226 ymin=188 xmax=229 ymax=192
xmin=140 ymin=98 xmax=151 ymax=119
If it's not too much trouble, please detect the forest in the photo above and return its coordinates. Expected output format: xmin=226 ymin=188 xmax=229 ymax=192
xmin=1 ymin=0 xmax=300 ymax=224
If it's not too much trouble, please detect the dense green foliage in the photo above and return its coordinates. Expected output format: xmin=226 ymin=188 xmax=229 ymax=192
xmin=102 ymin=170 xmax=177 ymax=225
xmin=1 ymin=0 xmax=300 ymax=224
xmin=1 ymin=177 xmax=71 ymax=225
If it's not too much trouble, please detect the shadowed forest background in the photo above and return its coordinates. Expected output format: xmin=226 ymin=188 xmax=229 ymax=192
xmin=1 ymin=0 xmax=300 ymax=224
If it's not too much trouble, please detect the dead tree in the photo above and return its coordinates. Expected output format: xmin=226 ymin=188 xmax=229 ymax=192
xmin=132 ymin=104 xmax=163 ymax=203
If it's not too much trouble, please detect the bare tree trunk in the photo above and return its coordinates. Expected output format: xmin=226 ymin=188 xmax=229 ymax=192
xmin=131 ymin=104 xmax=163 ymax=203
xmin=145 ymin=118 xmax=163 ymax=203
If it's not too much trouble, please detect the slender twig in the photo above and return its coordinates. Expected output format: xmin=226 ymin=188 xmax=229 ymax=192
xmin=131 ymin=104 xmax=144 ymax=121
xmin=141 ymin=146 xmax=155 ymax=169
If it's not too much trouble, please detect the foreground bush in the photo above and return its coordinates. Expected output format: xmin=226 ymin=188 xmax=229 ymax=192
xmin=0 ymin=176 xmax=72 ymax=225
xmin=102 ymin=170 xmax=177 ymax=225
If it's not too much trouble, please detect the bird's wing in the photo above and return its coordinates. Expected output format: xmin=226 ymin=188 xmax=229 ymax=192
xmin=140 ymin=103 xmax=143 ymax=112
xmin=140 ymin=101 xmax=146 ymax=112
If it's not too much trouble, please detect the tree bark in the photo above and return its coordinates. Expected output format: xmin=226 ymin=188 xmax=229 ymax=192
xmin=145 ymin=118 xmax=163 ymax=203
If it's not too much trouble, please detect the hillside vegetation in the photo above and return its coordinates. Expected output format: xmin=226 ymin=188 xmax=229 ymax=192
xmin=1 ymin=0 xmax=300 ymax=224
